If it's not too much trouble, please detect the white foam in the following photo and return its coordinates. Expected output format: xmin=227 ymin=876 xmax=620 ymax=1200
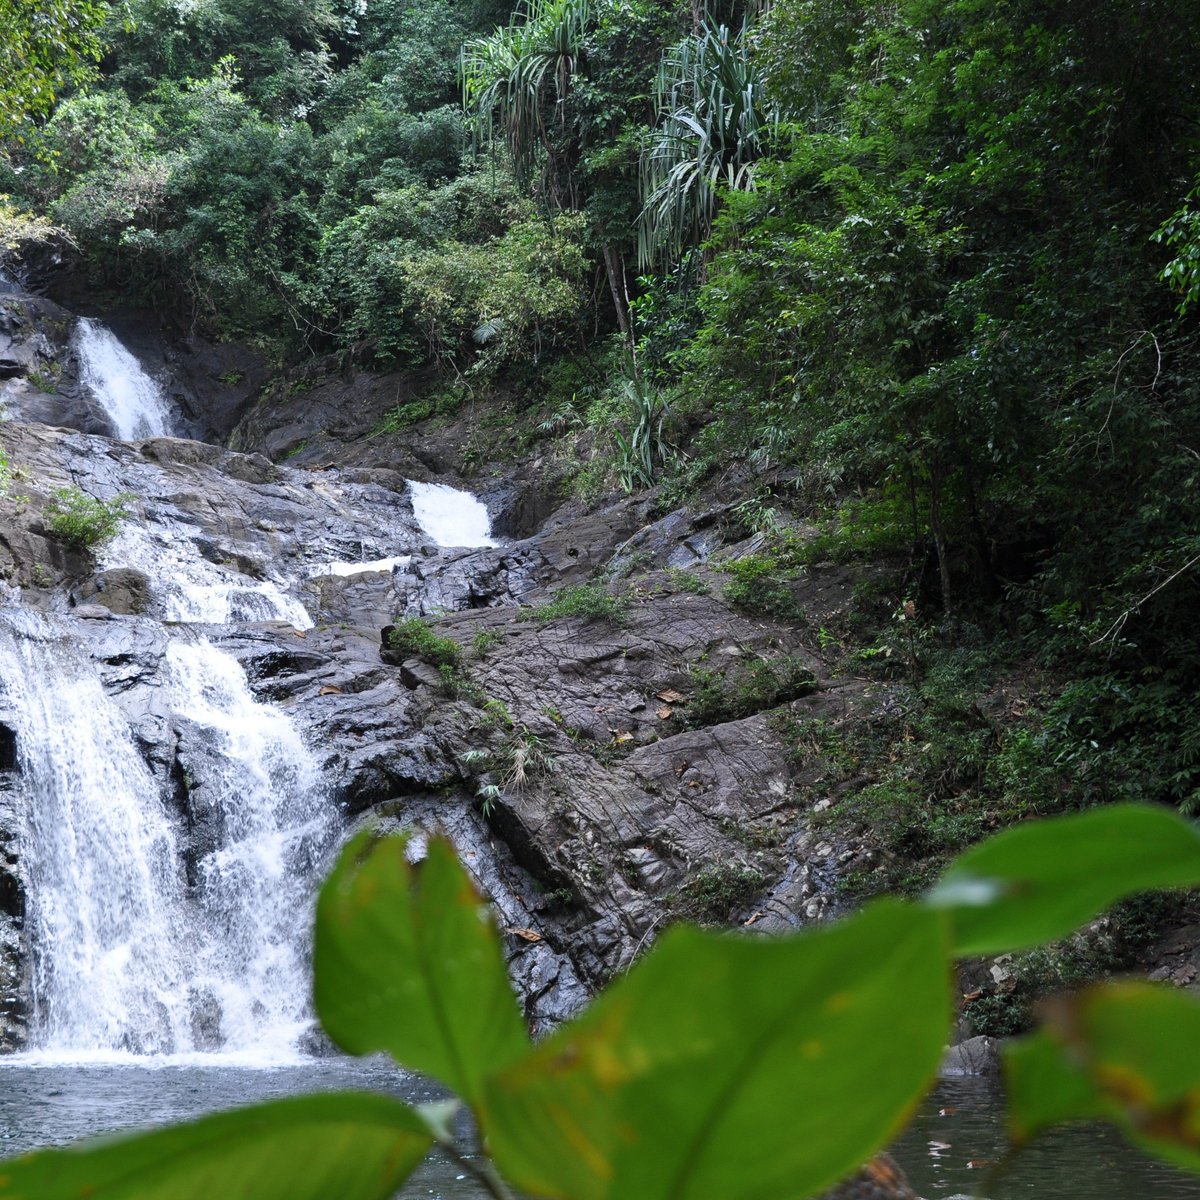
xmin=312 ymin=555 xmax=411 ymax=578
xmin=73 ymin=318 xmax=173 ymax=440
xmin=101 ymin=525 xmax=313 ymax=629
xmin=408 ymin=480 xmax=498 ymax=548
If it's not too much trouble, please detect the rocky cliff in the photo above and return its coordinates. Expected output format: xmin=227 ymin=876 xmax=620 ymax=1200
xmin=0 ymin=286 xmax=898 ymax=1049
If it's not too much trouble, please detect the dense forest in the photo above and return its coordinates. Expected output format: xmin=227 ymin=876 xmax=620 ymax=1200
xmin=5 ymin=0 xmax=1200 ymax=976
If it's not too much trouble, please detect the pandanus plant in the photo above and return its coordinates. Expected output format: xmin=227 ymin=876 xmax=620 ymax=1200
xmin=461 ymin=0 xmax=592 ymax=206
xmin=638 ymin=17 xmax=773 ymax=269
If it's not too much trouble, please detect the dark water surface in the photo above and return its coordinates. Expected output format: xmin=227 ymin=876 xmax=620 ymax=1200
xmin=895 ymin=1078 xmax=1200 ymax=1198
xmin=2 ymin=1063 xmax=1199 ymax=1198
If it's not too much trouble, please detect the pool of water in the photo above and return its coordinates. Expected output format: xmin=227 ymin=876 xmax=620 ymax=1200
xmin=895 ymin=1078 xmax=1200 ymax=1198
xmin=1 ymin=1063 xmax=1198 ymax=1198
xmin=0 ymin=1057 xmax=484 ymax=1199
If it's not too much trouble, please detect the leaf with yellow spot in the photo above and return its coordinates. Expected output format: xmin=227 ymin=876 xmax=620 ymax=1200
xmin=481 ymin=899 xmax=951 ymax=1200
xmin=1006 ymin=982 xmax=1200 ymax=1173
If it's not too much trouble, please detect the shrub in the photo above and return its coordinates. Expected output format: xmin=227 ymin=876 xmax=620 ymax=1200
xmin=385 ymin=618 xmax=460 ymax=667
xmin=527 ymin=583 xmax=629 ymax=624
xmin=44 ymin=487 xmax=131 ymax=549
xmin=686 ymin=654 xmax=816 ymax=727
xmin=676 ymin=863 xmax=767 ymax=924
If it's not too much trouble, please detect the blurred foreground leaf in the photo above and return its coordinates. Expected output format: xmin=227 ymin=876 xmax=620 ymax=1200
xmin=314 ymin=832 xmax=529 ymax=1102
xmin=481 ymin=899 xmax=951 ymax=1200
xmin=0 ymin=1092 xmax=431 ymax=1200
xmin=1007 ymin=983 xmax=1200 ymax=1172
xmin=927 ymin=805 xmax=1200 ymax=955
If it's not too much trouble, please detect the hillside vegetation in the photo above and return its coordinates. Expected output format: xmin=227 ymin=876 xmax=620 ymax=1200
xmin=5 ymin=0 xmax=1200 ymax=889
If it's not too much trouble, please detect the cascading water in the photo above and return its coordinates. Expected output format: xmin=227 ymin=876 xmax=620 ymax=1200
xmin=73 ymin=318 xmax=174 ymax=441
xmin=0 ymin=610 xmax=332 ymax=1063
xmin=0 ymin=612 xmax=193 ymax=1056
xmin=157 ymin=639 xmax=334 ymax=1058
xmin=102 ymin=525 xmax=313 ymax=629
xmin=408 ymin=480 xmax=497 ymax=548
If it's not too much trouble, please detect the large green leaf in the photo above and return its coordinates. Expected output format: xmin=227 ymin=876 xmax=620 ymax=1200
xmin=0 ymin=1092 xmax=431 ymax=1200
xmin=926 ymin=805 xmax=1200 ymax=956
xmin=1006 ymin=983 xmax=1200 ymax=1173
xmin=314 ymin=831 xmax=529 ymax=1103
xmin=481 ymin=899 xmax=951 ymax=1200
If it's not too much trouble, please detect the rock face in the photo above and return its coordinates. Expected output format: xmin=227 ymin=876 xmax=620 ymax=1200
xmin=0 ymin=291 xmax=891 ymax=1050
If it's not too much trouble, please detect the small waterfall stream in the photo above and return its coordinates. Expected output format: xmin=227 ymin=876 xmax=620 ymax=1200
xmin=0 ymin=611 xmax=332 ymax=1063
xmin=73 ymin=319 xmax=174 ymax=441
xmin=408 ymin=480 xmax=497 ymax=548
xmin=0 ymin=477 xmax=498 ymax=1064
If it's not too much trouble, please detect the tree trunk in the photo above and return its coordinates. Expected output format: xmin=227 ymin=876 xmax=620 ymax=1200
xmin=602 ymin=243 xmax=632 ymax=343
xmin=928 ymin=464 xmax=953 ymax=613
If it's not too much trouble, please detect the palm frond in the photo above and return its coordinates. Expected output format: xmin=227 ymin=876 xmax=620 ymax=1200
xmin=638 ymin=18 xmax=774 ymax=269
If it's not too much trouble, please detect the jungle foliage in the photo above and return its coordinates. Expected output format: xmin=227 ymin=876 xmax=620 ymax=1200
xmin=3 ymin=0 xmax=1200 ymax=848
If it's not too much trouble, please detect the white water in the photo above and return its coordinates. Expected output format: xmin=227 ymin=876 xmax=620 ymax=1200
xmin=408 ymin=480 xmax=497 ymax=548
xmin=102 ymin=526 xmax=313 ymax=629
xmin=73 ymin=318 xmax=173 ymax=441
xmin=311 ymin=555 xmax=411 ymax=579
xmin=0 ymin=613 xmax=332 ymax=1064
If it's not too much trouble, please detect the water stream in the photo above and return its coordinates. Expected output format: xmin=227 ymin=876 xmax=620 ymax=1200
xmin=73 ymin=318 xmax=174 ymax=441
xmin=0 ymin=612 xmax=332 ymax=1062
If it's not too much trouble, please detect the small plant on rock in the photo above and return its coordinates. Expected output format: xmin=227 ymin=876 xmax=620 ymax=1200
xmin=386 ymin=618 xmax=461 ymax=667
xmin=527 ymin=582 xmax=629 ymax=625
xmin=45 ymin=486 xmax=132 ymax=550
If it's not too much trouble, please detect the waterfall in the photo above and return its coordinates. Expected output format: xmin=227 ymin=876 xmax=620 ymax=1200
xmin=409 ymin=480 xmax=497 ymax=548
xmin=0 ymin=614 xmax=192 ymax=1056
xmin=102 ymin=526 xmax=314 ymax=630
xmin=73 ymin=319 xmax=173 ymax=441
xmin=0 ymin=612 xmax=333 ymax=1062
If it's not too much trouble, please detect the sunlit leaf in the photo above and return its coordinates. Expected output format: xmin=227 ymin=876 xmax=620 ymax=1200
xmin=314 ymin=831 xmax=529 ymax=1103
xmin=1007 ymin=983 xmax=1200 ymax=1173
xmin=0 ymin=1092 xmax=431 ymax=1200
xmin=481 ymin=899 xmax=951 ymax=1200
xmin=926 ymin=805 xmax=1200 ymax=955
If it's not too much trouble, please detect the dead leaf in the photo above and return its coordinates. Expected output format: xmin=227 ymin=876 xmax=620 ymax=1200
xmin=292 ymin=628 xmax=308 ymax=639
xmin=656 ymin=688 xmax=686 ymax=704
xmin=506 ymin=927 xmax=543 ymax=943
xmin=656 ymin=706 xmax=673 ymax=720
xmin=319 ymin=685 xmax=343 ymax=696
xmin=612 ymin=731 xmax=634 ymax=744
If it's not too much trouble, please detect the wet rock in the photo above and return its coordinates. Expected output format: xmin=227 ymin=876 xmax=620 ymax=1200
xmin=75 ymin=567 xmax=152 ymax=615
xmin=941 ymin=1035 xmax=1004 ymax=1077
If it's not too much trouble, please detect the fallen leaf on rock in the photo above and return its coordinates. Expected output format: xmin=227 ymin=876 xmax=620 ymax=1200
xmin=292 ymin=629 xmax=308 ymax=639
xmin=656 ymin=688 xmax=685 ymax=704
xmin=319 ymin=685 xmax=343 ymax=696
xmin=656 ymin=706 xmax=673 ymax=720
xmin=612 ymin=731 xmax=635 ymax=744
xmin=506 ymin=928 xmax=543 ymax=942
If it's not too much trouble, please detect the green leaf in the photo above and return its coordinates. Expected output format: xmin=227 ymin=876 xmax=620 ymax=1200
xmin=1006 ymin=983 xmax=1200 ymax=1173
xmin=926 ymin=805 xmax=1200 ymax=956
xmin=481 ymin=899 xmax=951 ymax=1200
xmin=0 ymin=1092 xmax=431 ymax=1200
xmin=313 ymin=831 xmax=529 ymax=1103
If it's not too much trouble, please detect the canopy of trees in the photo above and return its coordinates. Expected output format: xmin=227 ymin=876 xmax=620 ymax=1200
xmin=4 ymin=0 xmax=1200 ymax=873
